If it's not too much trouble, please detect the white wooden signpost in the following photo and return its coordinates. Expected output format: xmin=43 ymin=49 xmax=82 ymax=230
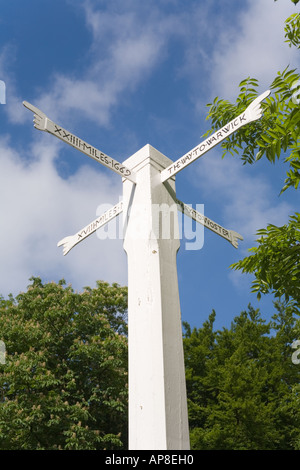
xmin=23 ymin=90 xmax=270 ymax=450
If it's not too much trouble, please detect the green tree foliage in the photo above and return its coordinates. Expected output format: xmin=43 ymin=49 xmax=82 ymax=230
xmin=0 ymin=277 xmax=128 ymax=450
xmin=204 ymin=5 xmax=300 ymax=306
xmin=183 ymin=304 xmax=300 ymax=450
xmin=231 ymin=214 xmax=300 ymax=305
xmin=1 ymin=278 xmax=300 ymax=450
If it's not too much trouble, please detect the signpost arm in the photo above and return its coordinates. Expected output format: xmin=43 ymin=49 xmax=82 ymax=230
xmin=163 ymin=180 xmax=243 ymax=248
xmin=176 ymin=198 xmax=243 ymax=248
xmin=161 ymin=90 xmax=270 ymax=182
xmin=123 ymin=145 xmax=190 ymax=450
xmin=23 ymin=101 xmax=136 ymax=183
xmin=57 ymin=201 xmax=123 ymax=256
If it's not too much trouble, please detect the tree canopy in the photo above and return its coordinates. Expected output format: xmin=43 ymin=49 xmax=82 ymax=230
xmin=183 ymin=303 xmax=300 ymax=450
xmin=0 ymin=279 xmax=300 ymax=450
xmin=0 ymin=277 xmax=128 ymax=450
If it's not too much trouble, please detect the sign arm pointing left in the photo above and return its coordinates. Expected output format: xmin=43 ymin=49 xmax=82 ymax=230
xmin=23 ymin=101 xmax=136 ymax=183
xmin=57 ymin=200 xmax=123 ymax=256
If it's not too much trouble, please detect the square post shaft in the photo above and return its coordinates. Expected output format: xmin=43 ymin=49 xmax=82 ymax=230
xmin=123 ymin=145 xmax=190 ymax=450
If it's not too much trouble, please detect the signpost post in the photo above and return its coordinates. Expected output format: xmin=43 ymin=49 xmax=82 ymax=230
xmin=23 ymin=89 xmax=270 ymax=450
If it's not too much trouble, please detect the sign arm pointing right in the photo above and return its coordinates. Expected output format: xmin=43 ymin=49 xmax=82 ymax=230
xmin=161 ymin=90 xmax=270 ymax=182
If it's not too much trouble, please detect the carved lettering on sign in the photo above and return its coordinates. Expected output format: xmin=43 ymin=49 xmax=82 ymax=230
xmin=177 ymin=200 xmax=230 ymax=241
xmin=48 ymin=120 xmax=133 ymax=179
xmin=77 ymin=202 xmax=123 ymax=242
xmin=161 ymin=90 xmax=270 ymax=182
xmin=22 ymin=101 xmax=136 ymax=183
xmin=162 ymin=114 xmax=247 ymax=181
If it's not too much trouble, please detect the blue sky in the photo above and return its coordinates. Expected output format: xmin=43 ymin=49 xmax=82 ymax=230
xmin=0 ymin=0 xmax=299 ymax=330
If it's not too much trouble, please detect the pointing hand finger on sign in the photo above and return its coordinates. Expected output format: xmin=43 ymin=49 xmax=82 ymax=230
xmin=244 ymin=90 xmax=271 ymax=122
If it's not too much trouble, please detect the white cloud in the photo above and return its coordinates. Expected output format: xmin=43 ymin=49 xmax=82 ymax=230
xmin=0 ymin=136 xmax=127 ymax=297
xmin=210 ymin=0 xmax=300 ymax=98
